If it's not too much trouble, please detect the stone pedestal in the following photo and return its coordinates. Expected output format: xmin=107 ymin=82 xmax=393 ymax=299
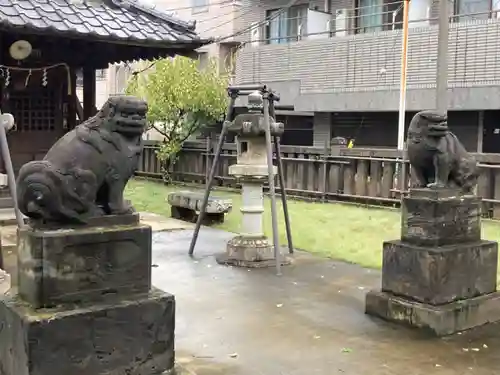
xmin=365 ymin=188 xmax=500 ymax=336
xmin=216 ymin=136 xmax=289 ymax=268
xmin=0 ymin=214 xmax=176 ymax=375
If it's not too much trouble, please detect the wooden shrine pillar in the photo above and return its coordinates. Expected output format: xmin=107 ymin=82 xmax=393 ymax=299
xmin=83 ymin=66 xmax=96 ymax=120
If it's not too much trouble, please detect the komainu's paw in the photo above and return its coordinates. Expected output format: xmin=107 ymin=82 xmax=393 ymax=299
xmin=411 ymin=182 xmax=427 ymax=189
xmin=426 ymin=182 xmax=446 ymax=189
xmin=109 ymin=201 xmax=135 ymax=215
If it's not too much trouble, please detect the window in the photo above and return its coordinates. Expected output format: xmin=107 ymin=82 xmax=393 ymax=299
xmin=198 ymin=52 xmax=209 ymax=70
xmin=357 ymin=0 xmax=384 ymax=33
xmin=356 ymin=0 xmax=409 ymax=33
xmin=494 ymin=0 xmax=500 ymax=18
xmin=96 ymin=69 xmax=107 ymax=81
xmin=453 ymin=0 xmax=491 ymax=21
xmin=192 ymin=0 xmax=209 ymax=14
xmin=266 ymin=5 xmax=308 ymax=44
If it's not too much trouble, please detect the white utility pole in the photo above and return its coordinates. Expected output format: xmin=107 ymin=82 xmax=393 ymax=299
xmin=397 ymin=0 xmax=411 ymax=192
xmin=435 ymin=0 xmax=449 ymax=112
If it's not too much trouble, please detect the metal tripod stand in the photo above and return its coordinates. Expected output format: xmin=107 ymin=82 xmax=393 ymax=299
xmin=187 ymin=84 xmax=294 ymax=275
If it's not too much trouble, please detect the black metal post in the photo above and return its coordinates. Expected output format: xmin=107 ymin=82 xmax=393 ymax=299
xmin=274 ymin=136 xmax=293 ymax=254
xmin=188 ymin=95 xmax=236 ymax=256
xmin=263 ymin=92 xmax=281 ymax=275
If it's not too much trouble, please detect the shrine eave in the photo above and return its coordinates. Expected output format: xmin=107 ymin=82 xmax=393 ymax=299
xmin=0 ymin=0 xmax=212 ymax=51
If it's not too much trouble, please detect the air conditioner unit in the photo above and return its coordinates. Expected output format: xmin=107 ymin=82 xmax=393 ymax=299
xmin=306 ymin=9 xmax=331 ymax=40
xmin=335 ymin=8 xmax=355 ymax=36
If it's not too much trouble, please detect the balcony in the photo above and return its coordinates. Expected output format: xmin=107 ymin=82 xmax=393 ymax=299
xmin=235 ymin=2 xmax=500 ymax=112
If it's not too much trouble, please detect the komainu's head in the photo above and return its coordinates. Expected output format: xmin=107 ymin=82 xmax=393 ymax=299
xmin=98 ymin=96 xmax=148 ymax=136
xmin=407 ymin=110 xmax=448 ymax=142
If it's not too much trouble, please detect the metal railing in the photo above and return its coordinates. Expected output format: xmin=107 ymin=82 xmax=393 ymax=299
xmin=249 ymin=2 xmax=500 ymax=45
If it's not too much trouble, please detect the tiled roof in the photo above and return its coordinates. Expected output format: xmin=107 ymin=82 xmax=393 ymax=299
xmin=0 ymin=0 xmax=210 ymax=47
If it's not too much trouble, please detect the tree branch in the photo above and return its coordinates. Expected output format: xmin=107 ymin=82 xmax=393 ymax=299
xmin=130 ymin=62 xmax=156 ymax=76
xmin=179 ymin=119 xmax=202 ymax=143
xmin=151 ymin=123 xmax=170 ymax=140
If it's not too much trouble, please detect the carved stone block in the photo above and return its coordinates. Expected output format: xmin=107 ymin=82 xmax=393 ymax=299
xmin=366 ymin=189 xmax=500 ymax=335
xmin=216 ymin=236 xmax=290 ymax=268
xmin=0 ymin=288 xmax=175 ymax=375
xmin=366 ymin=290 xmax=500 ymax=336
xmin=401 ymin=191 xmax=481 ymax=247
xmin=167 ymin=191 xmax=232 ymax=214
xmin=18 ymin=214 xmax=152 ymax=308
xmin=381 ymin=240 xmax=498 ymax=305
xmin=167 ymin=191 xmax=232 ymax=225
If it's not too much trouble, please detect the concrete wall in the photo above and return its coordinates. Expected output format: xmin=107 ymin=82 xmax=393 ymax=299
xmin=234 ymin=0 xmax=500 ymax=111
xmin=76 ymin=78 xmax=108 ymax=112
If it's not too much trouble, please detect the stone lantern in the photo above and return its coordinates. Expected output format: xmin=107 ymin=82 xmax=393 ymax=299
xmin=216 ymin=91 xmax=287 ymax=267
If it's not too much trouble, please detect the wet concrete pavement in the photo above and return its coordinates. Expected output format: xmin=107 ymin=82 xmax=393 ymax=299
xmin=153 ymin=228 xmax=500 ymax=375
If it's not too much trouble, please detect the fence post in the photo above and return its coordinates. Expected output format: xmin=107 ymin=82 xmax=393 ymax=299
xmin=321 ymin=140 xmax=329 ymax=202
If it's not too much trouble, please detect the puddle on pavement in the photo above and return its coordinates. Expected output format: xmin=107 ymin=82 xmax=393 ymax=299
xmin=175 ymin=351 xmax=239 ymax=375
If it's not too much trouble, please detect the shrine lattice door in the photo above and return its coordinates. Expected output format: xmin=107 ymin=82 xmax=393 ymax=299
xmin=6 ymin=86 xmax=65 ymax=175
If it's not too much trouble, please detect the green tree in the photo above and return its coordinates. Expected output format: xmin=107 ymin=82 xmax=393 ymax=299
xmin=126 ymin=56 xmax=228 ymax=183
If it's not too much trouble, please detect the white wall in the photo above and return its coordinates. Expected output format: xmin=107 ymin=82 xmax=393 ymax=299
xmin=76 ymin=78 xmax=109 ymax=112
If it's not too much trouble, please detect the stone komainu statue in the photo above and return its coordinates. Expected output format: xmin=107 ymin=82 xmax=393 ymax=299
xmin=406 ymin=110 xmax=478 ymax=194
xmin=16 ymin=96 xmax=148 ymax=224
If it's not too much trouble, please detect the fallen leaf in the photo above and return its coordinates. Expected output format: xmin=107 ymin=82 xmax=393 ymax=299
xmin=341 ymin=348 xmax=352 ymax=353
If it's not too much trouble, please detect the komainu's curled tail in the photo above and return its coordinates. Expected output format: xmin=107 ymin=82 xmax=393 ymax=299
xmin=16 ymin=161 xmax=86 ymax=224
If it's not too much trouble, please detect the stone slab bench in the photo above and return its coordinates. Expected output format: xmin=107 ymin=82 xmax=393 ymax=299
xmin=167 ymin=191 xmax=232 ymax=225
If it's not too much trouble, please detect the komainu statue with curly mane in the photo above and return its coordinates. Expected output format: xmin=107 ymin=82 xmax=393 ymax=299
xmin=16 ymin=96 xmax=148 ymax=224
xmin=406 ymin=110 xmax=479 ymax=194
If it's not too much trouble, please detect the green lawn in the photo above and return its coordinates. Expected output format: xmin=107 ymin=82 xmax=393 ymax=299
xmin=125 ymin=178 xmax=500 ymax=271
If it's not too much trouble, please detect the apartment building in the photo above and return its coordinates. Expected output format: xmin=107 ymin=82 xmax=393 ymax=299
xmin=105 ymin=0 xmax=242 ymax=99
xmin=233 ymin=0 xmax=500 ymax=152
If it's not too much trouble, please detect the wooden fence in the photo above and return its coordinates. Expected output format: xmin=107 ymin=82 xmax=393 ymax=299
xmin=136 ymin=140 xmax=500 ymax=219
